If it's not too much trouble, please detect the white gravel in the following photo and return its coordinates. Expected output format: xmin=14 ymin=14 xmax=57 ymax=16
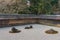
xmin=0 ymin=24 xmax=60 ymax=40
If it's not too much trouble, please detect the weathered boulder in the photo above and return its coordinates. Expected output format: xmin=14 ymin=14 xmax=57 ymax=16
xmin=45 ymin=29 xmax=58 ymax=34
xmin=9 ymin=27 xmax=21 ymax=33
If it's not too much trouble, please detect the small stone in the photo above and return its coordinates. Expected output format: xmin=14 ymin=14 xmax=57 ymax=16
xmin=25 ymin=25 xmax=33 ymax=29
xmin=25 ymin=27 xmax=30 ymax=29
xmin=30 ymin=26 xmax=33 ymax=28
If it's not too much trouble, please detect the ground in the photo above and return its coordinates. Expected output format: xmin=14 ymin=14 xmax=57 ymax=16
xmin=0 ymin=24 xmax=60 ymax=40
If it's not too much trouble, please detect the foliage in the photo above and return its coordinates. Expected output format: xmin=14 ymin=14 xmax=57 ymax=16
xmin=51 ymin=0 xmax=58 ymax=6
xmin=0 ymin=0 xmax=58 ymax=14
xmin=29 ymin=0 xmax=58 ymax=15
xmin=18 ymin=7 xmax=30 ymax=14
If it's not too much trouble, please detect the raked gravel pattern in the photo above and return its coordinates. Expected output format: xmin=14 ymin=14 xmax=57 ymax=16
xmin=0 ymin=24 xmax=60 ymax=40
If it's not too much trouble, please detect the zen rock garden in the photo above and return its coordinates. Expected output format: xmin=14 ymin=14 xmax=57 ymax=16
xmin=45 ymin=29 xmax=58 ymax=34
xmin=9 ymin=26 xmax=58 ymax=34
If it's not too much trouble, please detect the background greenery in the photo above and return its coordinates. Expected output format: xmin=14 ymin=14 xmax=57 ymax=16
xmin=0 ymin=0 xmax=59 ymax=15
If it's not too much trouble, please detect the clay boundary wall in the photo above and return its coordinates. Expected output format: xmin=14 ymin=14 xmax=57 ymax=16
xmin=0 ymin=18 xmax=60 ymax=27
xmin=0 ymin=15 xmax=60 ymax=27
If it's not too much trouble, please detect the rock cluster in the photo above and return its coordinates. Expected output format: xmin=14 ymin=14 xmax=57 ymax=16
xmin=9 ymin=27 xmax=21 ymax=33
xmin=45 ymin=29 xmax=58 ymax=34
xmin=25 ymin=26 xmax=33 ymax=29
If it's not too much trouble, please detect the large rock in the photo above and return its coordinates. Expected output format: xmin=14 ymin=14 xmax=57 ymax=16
xmin=9 ymin=27 xmax=21 ymax=33
xmin=45 ymin=29 xmax=58 ymax=34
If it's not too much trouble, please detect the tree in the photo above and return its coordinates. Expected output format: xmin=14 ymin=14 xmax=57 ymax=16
xmin=29 ymin=0 xmax=59 ymax=15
